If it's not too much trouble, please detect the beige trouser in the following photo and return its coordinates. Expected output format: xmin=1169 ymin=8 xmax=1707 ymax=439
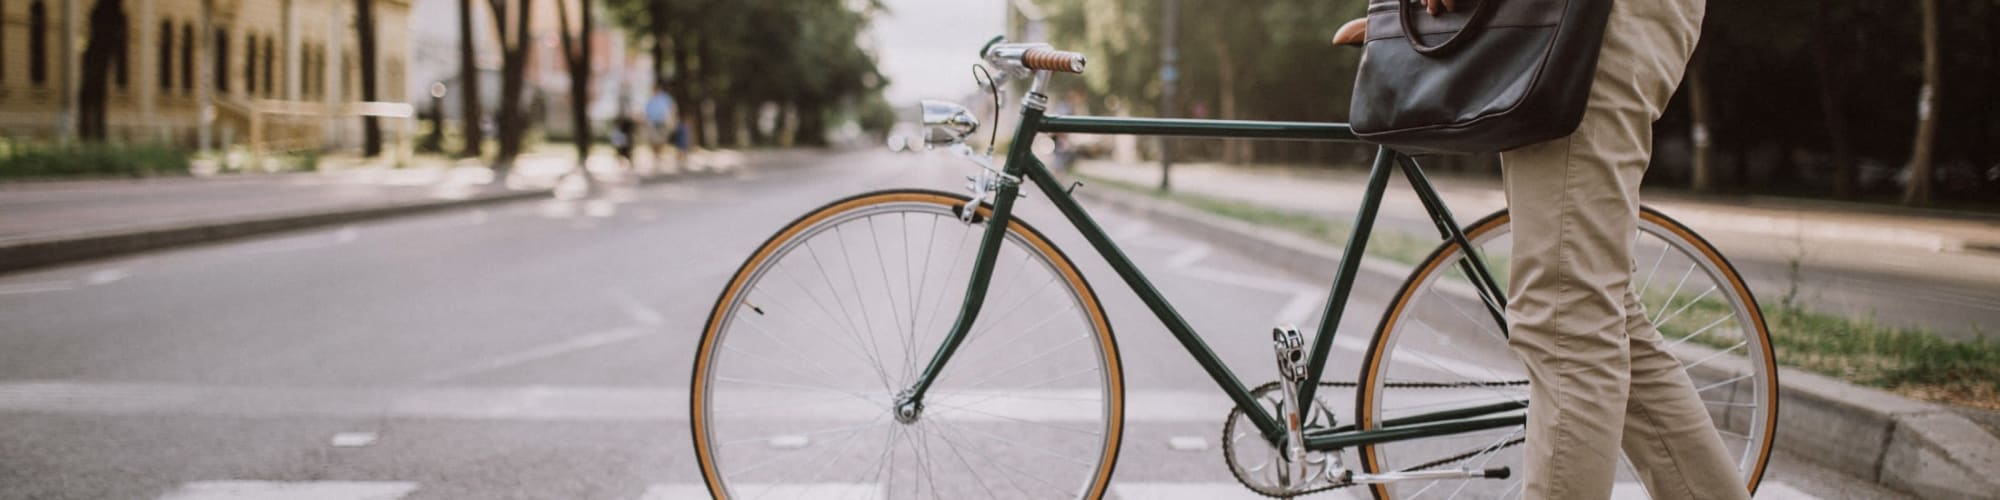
xmin=1497 ymin=0 xmax=1746 ymax=498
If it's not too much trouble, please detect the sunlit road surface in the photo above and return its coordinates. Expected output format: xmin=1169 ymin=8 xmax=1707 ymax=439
xmin=0 ymin=150 xmax=1902 ymax=499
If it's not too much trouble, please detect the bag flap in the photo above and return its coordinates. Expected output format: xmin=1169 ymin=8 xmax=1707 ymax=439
xmin=1366 ymin=0 xmax=1567 ymax=41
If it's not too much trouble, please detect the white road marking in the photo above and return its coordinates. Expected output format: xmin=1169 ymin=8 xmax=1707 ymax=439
xmin=1277 ymin=291 xmax=1326 ymax=326
xmin=329 ymin=432 xmax=377 ymax=448
xmin=83 ymin=268 xmax=130 ymax=285
xmin=638 ymin=483 xmax=880 ymax=499
xmin=415 ymin=326 xmax=652 ymax=383
xmin=155 ymin=481 xmax=417 ymax=500
xmin=1114 ymin=482 xmax=1361 ymax=500
xmin=1167 ymin=436 xmax=1210 ymax=451
xmin=607 ymin=292 xmax=668 ymax=326
xmin=0 ymin=382 xmax=1253 ymax=423
xmin=1165 ymin=243 xmax=1212 ymax=269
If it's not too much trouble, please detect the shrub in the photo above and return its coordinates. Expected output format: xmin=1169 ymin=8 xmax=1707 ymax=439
xmin=0 ymin=142 xmax=192 ymax=179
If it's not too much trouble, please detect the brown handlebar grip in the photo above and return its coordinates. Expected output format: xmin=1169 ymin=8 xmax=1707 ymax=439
xmin=1022 ymin=49 xmax=1087 ymax=74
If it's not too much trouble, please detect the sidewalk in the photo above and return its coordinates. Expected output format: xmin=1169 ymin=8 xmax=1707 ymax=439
xmin=0 ymin=148 xmax=755 ymax=274
xmin=1078 ymin=160 xmax=2000 ymax=341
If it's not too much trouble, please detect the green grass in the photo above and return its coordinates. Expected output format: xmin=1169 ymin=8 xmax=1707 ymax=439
xmin=0 ymin=141 xmax=192 ymax=179
xmin=1084 ymin=171 xmax=2000 ymax=409
xmin=1078 ymin=173 xmax=1436 ymax=265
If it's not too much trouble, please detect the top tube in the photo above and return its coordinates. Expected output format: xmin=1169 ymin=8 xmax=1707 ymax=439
xmin=1037 ymin=114 xmax=1362 ymax=142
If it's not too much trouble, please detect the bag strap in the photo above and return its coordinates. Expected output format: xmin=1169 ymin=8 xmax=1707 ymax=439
xmin=1398 ymin=0 xmax=1498 ymax=55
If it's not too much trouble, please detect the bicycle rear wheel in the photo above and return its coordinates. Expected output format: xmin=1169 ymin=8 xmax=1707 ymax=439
xmin=692 ymin=189 xmax=1125 ymax=499
xmin=1354 ymin=208 xmax=1777 ymax=499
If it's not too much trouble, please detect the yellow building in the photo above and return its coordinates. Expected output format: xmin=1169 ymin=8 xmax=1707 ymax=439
xmin=0 ymin=0 xmax=410 ymax=152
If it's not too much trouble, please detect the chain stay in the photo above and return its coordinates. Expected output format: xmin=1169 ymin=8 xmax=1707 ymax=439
xmin=1222 ymin=379 xmax=1529 ymax=498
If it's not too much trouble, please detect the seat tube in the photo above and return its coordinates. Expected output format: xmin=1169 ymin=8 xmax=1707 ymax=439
xmin=904 ymin=104 xmax=1047 ymax=403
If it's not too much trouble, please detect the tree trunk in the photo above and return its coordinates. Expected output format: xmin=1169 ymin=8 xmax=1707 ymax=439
xmin=1812 ymin=8 xmax=1856 ymax=197
xmin=774 ymin=101 xmax=793 ymax=146
xmin=715 ymin=95 xmax=740 ymax=148
xmin=694 ymin=37 xmax=716 ymax=148
xmin=1688 ymin=57 xmax=1715 ymax=192
xmin=671 ymin=31 xmax=698 ymax=150
xmin=1904 ymin=0 xmax=1939 ymax=205
xmin=1214 ymin=38 xmax=1242 ymax=164
xmin=488 ymin=0 xmax=531 ymax=175
xmin=557 ymin=0 xmax=593 ymax=181
xmin=77 ymin=0 xmax=127 ymax=141
xmin=457 ymin=0 xmax=483 ymax=158
xmin=795 ymin=100 xmax=825 ymax=146
xmin=356 ymin=0 xmax=382 ymax=157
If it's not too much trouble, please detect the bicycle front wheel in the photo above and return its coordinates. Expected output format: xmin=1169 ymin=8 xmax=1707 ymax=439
xmin=1354 ymin=207 xmax=1777 ymax=499
xmin=692 ymin=189 xmax=1125 ymax=499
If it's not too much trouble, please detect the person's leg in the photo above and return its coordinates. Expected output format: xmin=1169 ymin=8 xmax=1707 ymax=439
xmin=1498 ymin=0 xmax=1707 ymax=497
xmin=1620 ymin=283 xmax=1751 ymax=500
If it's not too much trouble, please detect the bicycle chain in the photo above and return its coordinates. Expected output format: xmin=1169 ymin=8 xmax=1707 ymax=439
xmin=1222 ymin=379 xmax=1530 ymax=498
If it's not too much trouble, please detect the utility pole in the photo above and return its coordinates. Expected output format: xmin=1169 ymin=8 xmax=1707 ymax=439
xmin=1157 ymin=0 xmax=1180 ymax=192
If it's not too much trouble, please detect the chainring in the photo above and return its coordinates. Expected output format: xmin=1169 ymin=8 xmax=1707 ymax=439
xmin=1222 ymin=382 xmax=1354 ymax=498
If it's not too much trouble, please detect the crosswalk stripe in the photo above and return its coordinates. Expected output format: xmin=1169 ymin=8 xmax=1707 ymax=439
xmin=145 ymin=479 xmax=1822 ymax=500
xmin=637 ymin=483 xmax=879 ymax=499
xmin=1113 ymin=482 xmax=1361 ymax=499
xmin=0 ymin=381 xmax=1503 ymax=424
xmin=155 ymin=481 xmax=417 ymax=500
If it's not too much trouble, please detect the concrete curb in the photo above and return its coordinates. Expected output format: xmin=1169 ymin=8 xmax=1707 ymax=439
xmin=0 ymin=168 xmax=727 ymax=275
xmin=1077 ymin=185 xmax=2000 ymax=498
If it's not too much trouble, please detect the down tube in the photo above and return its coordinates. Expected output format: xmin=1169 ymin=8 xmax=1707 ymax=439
xmin=1019 ymin=155 xmax=1286 ymax=442
xmin=1296 ymin=148 xmax=1397 ymax=408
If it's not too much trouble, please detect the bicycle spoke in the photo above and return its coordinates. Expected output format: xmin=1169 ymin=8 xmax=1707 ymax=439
xmin=925 ymin=399 xmax=1104 ymax=436
xmin=1653 ymin=284 xmax=1718 ymax=328
xmin=1679 ymin=340 xmax=1747 ymax=371
xmin=931 ymin=418 xmax=1081 ymax=497
xmin=1666 ymin=314 xmax=1735 ymax=350
xmin=1650 ymin=262 xmax=1697 ymax=325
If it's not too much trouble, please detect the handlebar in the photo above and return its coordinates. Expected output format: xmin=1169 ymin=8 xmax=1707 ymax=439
xmin=983 ymin=42 xmax=1088 ymax=77
xmin=1021 ymin=48 xmax=1087 ymax=74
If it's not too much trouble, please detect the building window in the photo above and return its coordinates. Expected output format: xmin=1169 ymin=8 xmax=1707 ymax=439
xmin=158 ymin=20 xmax=172 ymax=90
xmin=245 ymin=34 xmax=257 ymax=97
xmin=181 ymin=23 xmax=194 ymax=92
xmin=30 ymin=0 xmax=48 ymax=85
xmin=213 ymin=27 xmax=228 ymax=94
xmin=263 ymin=36 xmax=275 ymax=98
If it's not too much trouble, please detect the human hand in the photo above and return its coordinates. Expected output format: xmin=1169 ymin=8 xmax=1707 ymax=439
xmin=1422 ymin=0 xmax=1457 ymax=15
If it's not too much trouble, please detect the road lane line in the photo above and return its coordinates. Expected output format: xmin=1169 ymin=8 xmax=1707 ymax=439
xmin=638 ymin=483 xmax=880 ymax=499
xmin=1113 ymin=482 xmax=1361 ymax=499
xmin=156 ymin=480 xmax=417 ymax=500
xmin=0 ymin=382 xmax=1283 ymax=423
xmin=415 ymin=326 xmax=652 ymax=383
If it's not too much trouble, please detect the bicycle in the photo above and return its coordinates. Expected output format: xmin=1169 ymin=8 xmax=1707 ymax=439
xmin=691 ymin=37 xmax=1777 ymax=499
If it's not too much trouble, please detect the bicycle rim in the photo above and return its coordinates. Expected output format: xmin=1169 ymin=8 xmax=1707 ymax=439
xmin=692 ymin=189 xmax=1124 ymax=499
xmin=1355 ymin=208 xmax=1777 ymax=499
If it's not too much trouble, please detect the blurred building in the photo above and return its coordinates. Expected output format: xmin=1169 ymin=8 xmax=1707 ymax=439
xmin=0 ymin=0 xmax=410 ymax=152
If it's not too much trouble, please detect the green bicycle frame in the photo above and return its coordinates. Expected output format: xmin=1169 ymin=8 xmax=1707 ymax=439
xmin=903 ymin=103 xmax=1521 ymax=451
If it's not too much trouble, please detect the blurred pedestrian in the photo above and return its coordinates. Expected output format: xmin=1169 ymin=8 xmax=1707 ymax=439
xmin=645 ymin=81 xmax=687 ymax=171
xmin=611 ymin=113 xmax=638 ymax=172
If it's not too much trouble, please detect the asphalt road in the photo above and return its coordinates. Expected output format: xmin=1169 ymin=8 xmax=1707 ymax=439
xmin=0 ymin=150 xmax=1909 ymax=499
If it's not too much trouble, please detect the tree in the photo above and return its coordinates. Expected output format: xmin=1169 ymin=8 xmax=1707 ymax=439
xmin=556 ymin=0 xmax=593 ymax=183
xmin=76 ymin=0 xmax=128 ymax=141
xmin=1904 ymin=0 xmax=1939 ymax=205
xmin=356 ymin=0 xmax=382 ymax=156
xmin=458 ymin=0 xmax=484 ymax=158
xmin=487 ymin=0 xmax=533 ymax=175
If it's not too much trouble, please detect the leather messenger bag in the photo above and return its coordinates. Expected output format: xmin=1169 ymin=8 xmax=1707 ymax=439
xmin=1350 ymin=0 xmax=1615 ymax=154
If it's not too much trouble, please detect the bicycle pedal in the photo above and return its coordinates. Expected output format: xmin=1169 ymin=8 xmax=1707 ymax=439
xmin=1271 ymin=325 xmax=1306 ymax=382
